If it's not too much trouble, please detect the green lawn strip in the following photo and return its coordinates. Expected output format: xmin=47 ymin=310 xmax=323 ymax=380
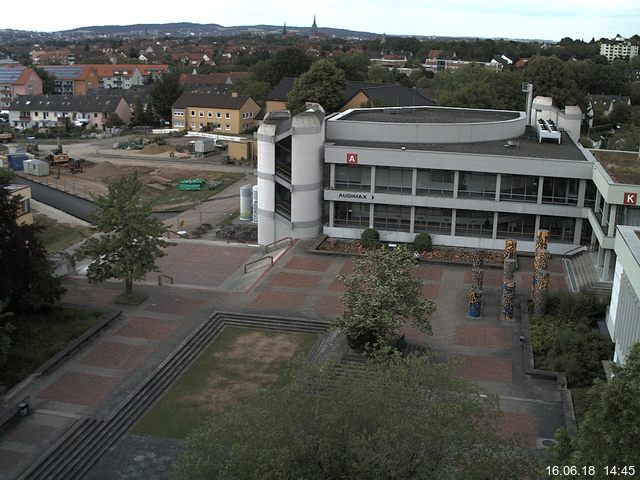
xmin=34 ymin=214 xmax=91 ymax=253
xmin=133 ymin=327 xmax=317 ymax=439
xmin=1 ymin=308 xmax=101 ymax=390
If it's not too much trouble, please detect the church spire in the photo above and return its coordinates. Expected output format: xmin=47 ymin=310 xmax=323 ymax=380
xmin=283 ymin=22 xmax=287 ymax=36
xmin=311 ymin=15 xmax=318 ymax=33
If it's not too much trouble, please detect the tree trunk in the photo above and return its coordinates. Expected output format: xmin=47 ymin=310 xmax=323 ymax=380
xmin=125 ymin=277 xmax=133 ymax=295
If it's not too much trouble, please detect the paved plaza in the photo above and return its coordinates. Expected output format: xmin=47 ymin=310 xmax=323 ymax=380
xmin=0 ymin=238 xmax=569 ymax=479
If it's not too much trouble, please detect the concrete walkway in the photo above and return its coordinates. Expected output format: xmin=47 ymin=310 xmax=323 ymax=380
xmin=0 ymin=239 xmax=569 ymax=479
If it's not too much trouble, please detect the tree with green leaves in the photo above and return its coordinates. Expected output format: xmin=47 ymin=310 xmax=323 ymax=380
xmin=524 ymin=56 xmax=583 ymax=108
xmin=331 ymin=246 xmax=436 ymax=351
xmin=231 ymin=78 xmax=271 ymax=106
xmin=287 ymin=59 xmax=347 ymax=115
xmin=149 ymin=71 xmax=183 ymax=123
xmin=131 ymin=97 xmax=146 ymax=126
xmin=33 ymin=66 xmax=56 ymax=95
xmin=334 ymin=54 xmax=370 ymax=81
xmin=550 ymin=342 xmax=640 ymax=478
xmin=74 ymin=174 xmax=170 ymax=297
xmin=105 ymin=112 xmax=124 ymax=128
xmin=0 ymin=169 xmax=64 ymax=314
xmin=175 ymin=354 xmax=536 ymax=480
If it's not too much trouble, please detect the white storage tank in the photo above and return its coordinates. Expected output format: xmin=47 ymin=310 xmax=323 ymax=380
xmin=252 ymin=185 xmax=258 ymax=223
xmin=239 ymin=184 xmax=252 ymax=220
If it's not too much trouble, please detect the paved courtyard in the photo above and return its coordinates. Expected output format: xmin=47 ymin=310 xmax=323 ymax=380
xmin=0 ymin=238 xmax=569 ymax=479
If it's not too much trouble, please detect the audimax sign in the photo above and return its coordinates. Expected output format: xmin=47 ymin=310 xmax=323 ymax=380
xmin=337 ymin=192 xmax=374 ymax=200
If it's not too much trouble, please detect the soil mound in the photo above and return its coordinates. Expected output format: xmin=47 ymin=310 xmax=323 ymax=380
xmin=82 ymin=161 xmax=121 ymax=181
xmin=137 ymin=144 xmax=175 ymax=155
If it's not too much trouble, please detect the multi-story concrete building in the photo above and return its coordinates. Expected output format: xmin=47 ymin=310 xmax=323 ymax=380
xmin=257 ymin=100 xmax=640 ymax=285
xmin=7 ymin=184 xmax=33 ymax=225
xmin=171 ymin=92 xmax=260 ymax=134
xmin=599 ymin=35 xmax=639 ymax=61
xmin=0 ymin=66 xmax=43 ymax=109
xmin=607 ymin=225 xmax=640 ymax=365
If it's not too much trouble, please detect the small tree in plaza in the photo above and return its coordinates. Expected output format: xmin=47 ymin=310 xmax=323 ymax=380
xmin=75 ymin=173 xmax=171 ymax=298
xmin=331 ymin=246 xmax=436 ymax=351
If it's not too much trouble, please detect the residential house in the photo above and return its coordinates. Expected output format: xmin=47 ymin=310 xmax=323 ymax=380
xmin=179 ymin=72 xmax=250 ymax=88
xmin=422 ymin=50 xmax=501 ymax=73
xmin=0 ymin=66 xmax=43 ymax=109
xmin=171 ymin=92 xmax=260 ymax=134
xmin=263 ymin=78 xmax=435 ymax=116
xmin=8 ymin=94 xmax=131 ymax=130
xmin=6 ymin=184 xmax=33 ymax=225
xmin=588 ymin=94 xmax=631 ymax=124
xmin=92 ymin=64 xmax=169 ymax=89
xmin=38 ymin=65 xmax=98 ymax=95
xmin=370 ymin=54 xmax=408 ymax=68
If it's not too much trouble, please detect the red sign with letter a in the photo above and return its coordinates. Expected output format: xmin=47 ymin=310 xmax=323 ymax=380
xmin=346 ymin=153 xmax=358 ymax=165
xmin=624 ymin=192 xmax=637 ymax=205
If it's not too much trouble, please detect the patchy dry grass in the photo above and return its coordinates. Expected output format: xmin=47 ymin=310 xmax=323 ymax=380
xmin=591 ymin=150 xmax=640 ymax=184
xmin=133 ymin=327 xmax=317 ymax=439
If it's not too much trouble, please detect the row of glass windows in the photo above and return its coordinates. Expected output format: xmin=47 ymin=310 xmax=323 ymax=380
xmin=334 ymin=165 xmax=583 ymax=206
xmin=333 ymin=202 xmax=577 ymax=243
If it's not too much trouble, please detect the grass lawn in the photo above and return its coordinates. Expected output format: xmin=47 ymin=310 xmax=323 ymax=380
xmin=34 ymin=214 xmax=91 ymax=253
xmin=1 ymin=308 xmax=101 ymax=391
xmin=133 ymin=327 xmax=318 ymax=439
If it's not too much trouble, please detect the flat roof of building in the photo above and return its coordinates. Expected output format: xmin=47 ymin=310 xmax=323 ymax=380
xmin=328 ymin=126 xmax=588 ymax=161
xmin=339 ymin=106 xmax=520 ymax=124
xmin=590 ymin=150 xmax=640 ymax=184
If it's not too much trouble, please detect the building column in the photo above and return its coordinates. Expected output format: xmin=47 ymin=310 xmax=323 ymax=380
xmin=597 ymin=244 xmax=605 ymax=267
xmin=492 ymin=211 xmax=498 ymax=239
xmin=369 ymin=203 xmax=374 ymax=229
xmin=603 ymin=250 xmax=612 ymax=281
xmin=410 ymin=206 xmax=416 ymax=234
xmin=495 ymin=174 xmax=501 ymax=202
xmin=577 ymin=179 xmax=586 ymax=208
xmin=328 ymin=200 xmax=335 ymax=227
xmin=450 ymin=209 xmax=457 ymax=237
xmin=453 ymin=171 xmax=460 ymax=199
xmin=537 ymin=176 xmax=544 ymax=204
xmin=574 ymin=218 xmax=583 ymax=245
xmin=329 ymin=163 xmax=335 ymax=189
xmin=411 ymin=168 xmax=417 ymax=196
xmin=370 ymin=166 xmax=376 ymax=194
xmin=608 ymin=205 xmax=618 ymax=237
xmin=602 ymin=201 xmax=610 ymax=228
xmin=534 ymin=215 xmax=541 ymax=234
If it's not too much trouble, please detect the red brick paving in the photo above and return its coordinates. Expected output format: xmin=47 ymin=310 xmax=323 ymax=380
xmin=250 ymin=290 xmax=308 ymax=312
xmin=39 ymin=372 xmax=120 ymax=406
xmin=456 ymin=355 xmax=513 ymax=383
xmin=500 ymin=412 xmax=537 ymax=447
xmin=144 ymin=296 xmax=206 ymax=315
xmin=328 ymin=277 xmax=345 ymax=292
xmin=114 ymin=317 xmax=179 ymax=342
xmin=422 ymin=284 xmax=439 ymax=299
xmin=284 ymin=256 xmax=331 ymax=272
xmin=454 ymin=325 xmax=510 ymax=349
xmin=79 ymin=341 xmax=152 ymax=370
xmin=313 ymin=295 xmax=344 ymax=316
xmin=415 ymin=265 xmax=443 ymax=281
xmin=270 ymin=272 xmax=322 ymax=289
xmin=463 ymin=269 xmax=504 ymax=287
xmin=339 ymin=259 xmax=354 ymax=275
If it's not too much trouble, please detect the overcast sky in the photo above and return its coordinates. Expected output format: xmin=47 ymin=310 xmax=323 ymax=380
xmin=5 ymin=0 xmax=639 ymax=41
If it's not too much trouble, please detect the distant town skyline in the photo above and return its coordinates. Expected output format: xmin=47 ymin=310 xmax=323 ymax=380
xmin=4 ymin=0 xmax=640 ymax=41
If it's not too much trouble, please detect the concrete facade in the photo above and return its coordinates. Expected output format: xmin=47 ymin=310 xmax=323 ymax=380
xmin=607 ymin=226 xmax=640 ymax=364
xmin=256 ymin=103 xmax=640 ymax=280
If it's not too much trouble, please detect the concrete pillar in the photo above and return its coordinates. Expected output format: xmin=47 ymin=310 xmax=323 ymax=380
xmin=370 ymin=166 xmax=376 ymax=193
xmin=501 ymin=282 xmax=516 ymax=321
xmin=537 ymin=176 xmax=544 ymax=204
xmin=467 ymin=289 xmax=482 ymax=318
xmin=603 ymin=250 xmax=612 ymax=281
xmin=409 ymin=206 xmax=415 ymax=234
xmin=574 ymin=218 xmax=583 ymax=245
xmin=504 ymin=239 xmax=518 ymax=266
xmin=503 ymin=258 xmax=517 ymax=283
xmin=411 ymin=168 xmax=417 ymax=196
xmin=471 ymin=267 xmax=484 ymax=291
xmin=472 ymin=250 xmax=485 ymax=269
xmin=577 ymin=179 xmax=586 ymax=208
xmin=495 ymin=174 xmax=502 ymax=201
xmin=535 ymin=229 xmax=550 ymax=252
xmin=450 ymin=209 xmax=457 ymax=237
xmin=453 ymin=171 xmax=459 ymax=199
xmin=534 ymin=250 xmax=551 ymax=272
xmin=328 ymin=200 xmax=335 ymax=227
xmin=329 ymin=163 xmax=335 ymax=188
xmin=492 ymin=212 xmax=498 ymax=239
xmin=368 ymin=203 xmax=374 ymax=228
xmin=533 ymin=270 xmax=550 ymax=315
xmin=608 ymin=205 xmax=617 ymax=237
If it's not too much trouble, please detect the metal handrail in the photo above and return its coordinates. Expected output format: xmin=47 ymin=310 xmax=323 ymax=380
xmin=244 ymin=256 xmax=273 ymax=274
xmin=158 ymin=274 xmax=174 ymax=286
xmin=562 ymin=245 xmax=587 ymax=258
xmin=264 ymin=237 xmax=293 ymax=253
